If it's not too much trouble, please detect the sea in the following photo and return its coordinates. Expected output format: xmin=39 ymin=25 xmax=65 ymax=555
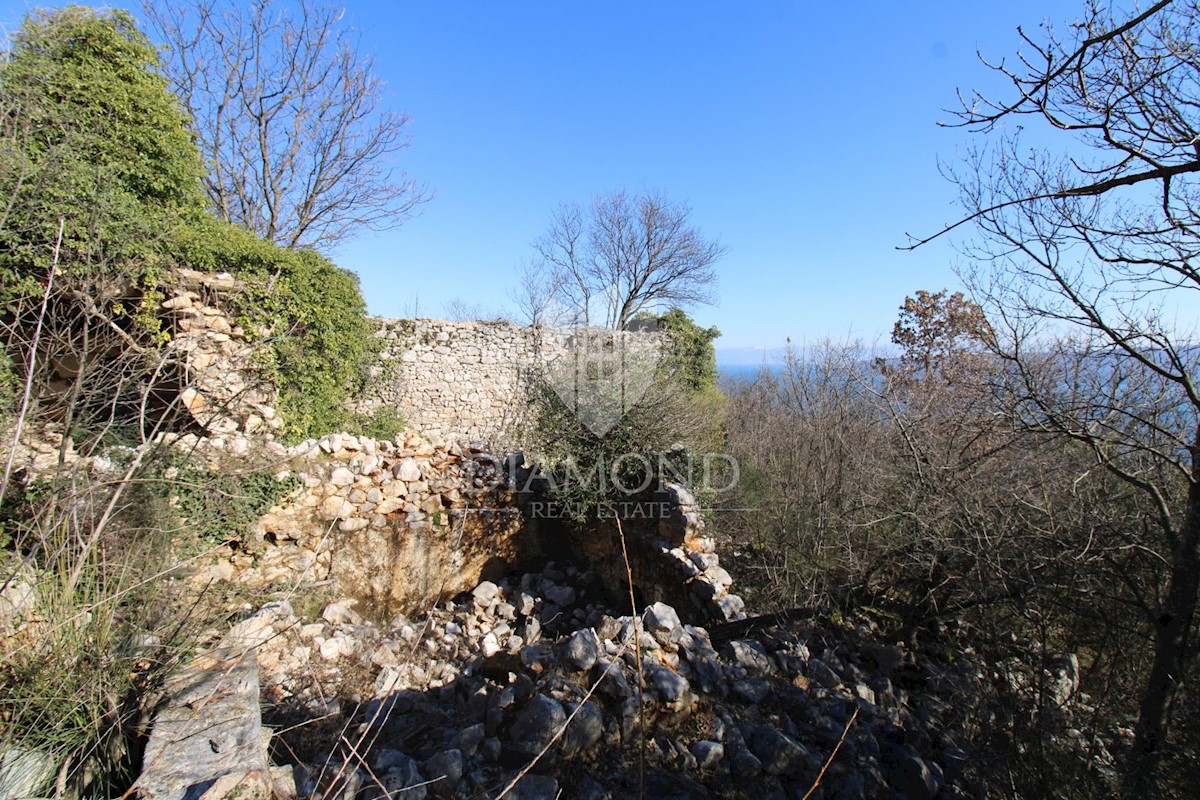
xmin=717 ymin=362 xmax=786 ymax=384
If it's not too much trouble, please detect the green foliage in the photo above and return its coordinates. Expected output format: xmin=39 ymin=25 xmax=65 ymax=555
xmin=524 ymin=384 xmax=666 ymax=519
xmin=170 ymin=217 xmax=379 ymax=440
xmin=0 ymin=550 xmax=155 ymax=797
xmin=649 ymin=307 xmax=726 ymax=451
xmin=649 ymin=307 xmax=721 ymax=391
xmin=0 ymin=475 xmax=203 ymax=798
xmin=353 ymin=405 xmax=407 ymax=442
xmin=0 ymin=6 xmax=205 ymax=303
xmin=264 ymin=251 xmax=374 ymax=440
xmin=0 ymin=350 xmax=13 ymax=414
xmin=526 ymin=308 xmax=727 ymax=517
xmin=170 ymin=460 xmax=301 ymax=546
xmin=0 ymin=7 xmax=381 ymax=443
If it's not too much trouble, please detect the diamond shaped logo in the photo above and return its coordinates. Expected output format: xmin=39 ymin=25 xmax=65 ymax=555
xmin=540 ymin=321 xmax=664 ymax=436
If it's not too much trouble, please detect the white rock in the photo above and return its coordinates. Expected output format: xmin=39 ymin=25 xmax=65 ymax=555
xmin=0 ymin=746 xmax=56 ymax=800
xmin=517 ymin=592 xmax=536 ymax=616
xmin=472 ymin=581 xmax=501 ymax=605
xmin=375 ymin=666 xmax=406 ymax=696
xmin=319 ymin=635 xmax=354 ymax=661
xmin=299 ymin=623 xmax=326 ymax=640
xmin=321 ymin=602 xmax=362 ymax=626
xmin=644 ymin=602 xmax=682 ymax=634
xmin=320 ymin=495 xmax=354 ymax=520
xmin=395 ymin=458 xmax=422 ymax=481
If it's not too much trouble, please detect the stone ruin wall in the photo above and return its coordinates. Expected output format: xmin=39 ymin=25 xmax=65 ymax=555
xmin=5 ymin=307 xmax=744 ymax=630
xmin=203 ymin=318 xmax=746 ymax=623
xmin=357 ymin=318 xmax=670 ymax=449
xmin=356 ymin=319 xmax=550 ymax=448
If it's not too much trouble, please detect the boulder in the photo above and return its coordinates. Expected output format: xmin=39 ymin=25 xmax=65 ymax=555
xmin=562 ymin=628 xmax=600 ymax=672
xmin=643 ymin=602 xmax=682 ymax=636
xmin=137 ymin=648 xmax=270 ymax=800
xmin=421 ymin=749 xmax=463 ymax=797
xmin=690 ymin=740 xmax=725 ymax=769
xmin=561 ymin=701 xmax=604 ymax=756
xmin=506 ymin=694 xmax=566 ymax=761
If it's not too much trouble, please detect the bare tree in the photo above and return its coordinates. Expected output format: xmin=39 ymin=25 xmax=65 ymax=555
xmin=143 ymin=0 xmax=427 ymax=250
xmin=911 ymin=1 xmax=1200 ymax=790
xmin=441 ymin=296 xmax=510 ymax=323
xmin=509 ymin=257 xmax=564 ymax=327
xmin=533 ymin=190 xmax=723 ymax=330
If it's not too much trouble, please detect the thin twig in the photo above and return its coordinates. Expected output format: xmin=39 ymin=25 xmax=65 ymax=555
xmin=615 ymin=517 xmax=646 ymax=800
xmin=1 ymin=218 xmax=63 ymax=505
xmin=800 ymin=706 xmax=859 ymax=800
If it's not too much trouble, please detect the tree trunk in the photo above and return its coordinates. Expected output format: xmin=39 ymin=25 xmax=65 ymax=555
xmin=1126 ymin=442 xmax=1200 ymax=794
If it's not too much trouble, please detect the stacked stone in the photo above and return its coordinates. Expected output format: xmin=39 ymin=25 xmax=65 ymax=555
xmin=656 ymin=483 xmax=747 ymax=622
xmin=303 ymin=430 xmax=469 ymax=533
xmin=358 ymin=318 xmax=672 ymax=447
xmin=0 ymin=422 xmax=80 ymax=476
xmin=186 ymin=431 xmax=751 ymax=632
xmin=362 ymin=319 xmax=542 ymax=443
xmin=187 ymin=430 xmax=524 ymax=617
xmin=161 ymin=268 xmax=281 ymax=436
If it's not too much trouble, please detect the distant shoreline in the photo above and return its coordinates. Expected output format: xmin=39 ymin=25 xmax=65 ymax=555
xmin=717 ymin=362 xmax=784 ymax=383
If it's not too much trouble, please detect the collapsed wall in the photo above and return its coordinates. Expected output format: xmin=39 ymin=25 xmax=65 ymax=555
xmin=531 ymin=483 xmax=746 ymax=622
xmin=201 ymin=429 xmax=744 ymax=624
xmin=176 ymin=316 xmax=743 ymax=623
xmin=193 ymin=430 xmax=526 ymax=618
xmin=11 ymin=298 xmax=741 ymax=627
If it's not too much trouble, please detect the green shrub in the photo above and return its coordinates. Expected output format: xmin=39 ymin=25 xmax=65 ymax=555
xmin=0 ymin=351 xmax=14 ymax=414
xmin=0 ymin=470 xmax=207 ymax=798
xmin=353 ymin=405 xmax=407 ymax=442
xmin=524 ymin=310 xmax=727 ymax=517
xmin=170 ymin=216 xmax=380 ymax=441
xmin=652 ymin=307 xmax=721 ymax=391
xmin=170 ymin=462 xmax=301 ymax=547
xmin=0 ymin=6 xmax=204 ymax=303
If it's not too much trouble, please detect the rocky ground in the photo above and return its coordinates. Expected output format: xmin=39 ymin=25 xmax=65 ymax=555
xmin=199 ymin=559 xmax=991 ymax=800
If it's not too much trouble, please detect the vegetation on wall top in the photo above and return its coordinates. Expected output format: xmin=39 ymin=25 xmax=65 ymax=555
xmin=0 ymin=6 xmax=387 ymax=443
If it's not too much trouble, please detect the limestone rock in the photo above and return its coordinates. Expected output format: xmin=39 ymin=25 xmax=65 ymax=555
xmin=507 ymin=774 xmax=559 ymax=800
xmin=506 ymin=694 xmax=566 ymax=760
xmin=563 ymin=628 xmax=600 ymax=672
xmin=138 ymin=649 xmax=270 ymax=800
xmin=643 ymin=602 xmax=682 ymax=635
xmin=421 ymin=749 xmax=463 ymax=797
xmin=0 ymin=746 xmax=55 ymax=800
xmin=395 ymin=458 xmax=422 ymax=481
xmin=690 ymin=740 xmax=724 ymax=769
xmin=561 ymin=700 xmax=604 ymax=757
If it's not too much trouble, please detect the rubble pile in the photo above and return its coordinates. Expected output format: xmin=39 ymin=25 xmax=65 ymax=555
xmin=186 ymin=563 xmax=982 ymax=800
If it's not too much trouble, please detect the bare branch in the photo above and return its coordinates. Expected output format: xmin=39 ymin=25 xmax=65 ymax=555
xmin=531 ymin=189 xmax=723 ymax=330
xmin=143 ymin=0 xmax=429 ymax=250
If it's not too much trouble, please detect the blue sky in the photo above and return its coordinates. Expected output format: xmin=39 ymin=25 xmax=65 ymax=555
xmin=1 ymin=0 xmax=1090 ymax=362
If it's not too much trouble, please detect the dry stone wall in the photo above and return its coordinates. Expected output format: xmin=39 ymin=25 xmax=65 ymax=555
xmin=358 ymin=318 xmax=670 ymax=448
xmin=160 ymin=268 xmax=281 ymax=437
xmin=185 ymin=429 xmax=527 ymax=618
xmin=358 ymin=319 xmax=547 ymax=446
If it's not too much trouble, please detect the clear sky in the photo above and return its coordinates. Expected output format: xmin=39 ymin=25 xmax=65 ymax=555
xmin=1 ymin=0 xmax=1091 ymax=362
